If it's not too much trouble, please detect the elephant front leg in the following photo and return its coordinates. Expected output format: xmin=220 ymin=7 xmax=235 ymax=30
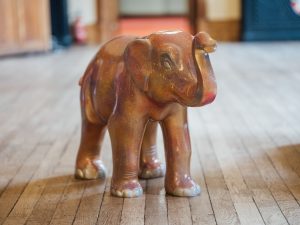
xmin=161 ymin=108 xmax=200 ymax=197
xmin=108 ymin=115 xmax=147 ymax=198
xmin=139 ymin=121 xmax=165 ymax=179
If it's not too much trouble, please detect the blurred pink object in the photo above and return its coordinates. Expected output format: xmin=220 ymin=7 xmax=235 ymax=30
xmin=72 ymin=17 xmax=87 ymax=44
xmin=291 ymin=0 xmax=300 ymax=14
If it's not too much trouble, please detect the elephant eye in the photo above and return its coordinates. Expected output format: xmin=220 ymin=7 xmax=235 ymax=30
xmin=160 ymin=53 xmax=173 ymax=70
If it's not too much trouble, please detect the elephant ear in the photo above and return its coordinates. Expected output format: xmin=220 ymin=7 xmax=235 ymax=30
xmin=124 ymin=38 xmax=152 ymax=92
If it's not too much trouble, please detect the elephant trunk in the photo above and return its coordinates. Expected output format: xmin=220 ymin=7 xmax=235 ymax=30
xmin=191 ymin=32 xmax=217 ymax=106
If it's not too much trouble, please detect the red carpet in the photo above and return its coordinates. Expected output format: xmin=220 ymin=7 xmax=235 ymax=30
xmin=118 ymin=17 xmax=191 ymax=36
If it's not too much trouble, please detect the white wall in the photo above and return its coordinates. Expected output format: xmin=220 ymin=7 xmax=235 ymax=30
xmin=206 ymin=0 xmax=241 ymax=21
xmin=66 ymin=0 xmax=241 ymax=25
xmin=67 ymin=0 xmax=97 ymax=25
xmin=120 ymin=0 xmax=188 ymax=15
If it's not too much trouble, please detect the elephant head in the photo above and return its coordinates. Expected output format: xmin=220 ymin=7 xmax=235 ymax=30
xmin=124 ymin=30 xmax=217 ymax=107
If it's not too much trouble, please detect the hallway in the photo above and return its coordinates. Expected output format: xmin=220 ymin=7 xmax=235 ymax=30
xmin=0 ymin=42 xmax=300 ymax=225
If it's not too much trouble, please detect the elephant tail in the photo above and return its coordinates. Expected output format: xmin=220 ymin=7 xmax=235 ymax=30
xmin=78 ymin=76 xmax=84 ymax=86
xmin=78 ymin=57 xmax=96 ymax=86
xmin=78 ymin=67 xmax=92 ymax=86
xmin=79 ymin=66 xmax=101 ymax=124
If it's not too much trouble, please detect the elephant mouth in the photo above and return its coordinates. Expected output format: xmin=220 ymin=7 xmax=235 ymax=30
xmin=175 ymin=81 xmax=216 ymax=107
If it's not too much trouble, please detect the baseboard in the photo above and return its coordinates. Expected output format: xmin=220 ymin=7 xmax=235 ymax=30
xmin=197 ymin=19 xmax=241 ymax=41
xmin=86 ymin=19 xmax=241 ymax=43
xmin=86 ymin=22 xmax=119 ymax=44
xmin=86 ymin=24 xmax=101 ymax=44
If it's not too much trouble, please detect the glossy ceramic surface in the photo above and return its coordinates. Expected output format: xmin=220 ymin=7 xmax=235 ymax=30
xmin=75 ymin=30 xmax=217 ymax=198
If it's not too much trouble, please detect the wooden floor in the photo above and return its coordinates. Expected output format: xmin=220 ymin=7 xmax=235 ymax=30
xmin=0 ymin=42 xmax=300 ymax=225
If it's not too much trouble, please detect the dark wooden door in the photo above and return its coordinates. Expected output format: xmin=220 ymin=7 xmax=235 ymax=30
xmin=243 ymin=0 xmax=300 ymax=40
xmin=0 ymin=0 xmax=51 ymax=56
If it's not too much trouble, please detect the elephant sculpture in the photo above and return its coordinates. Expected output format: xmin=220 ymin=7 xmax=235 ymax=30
xmin=75 ymin=30 xmax=217 ymax=198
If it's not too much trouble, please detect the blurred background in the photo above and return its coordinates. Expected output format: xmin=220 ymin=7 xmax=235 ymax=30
xmin=1 ymin=0 xmax=300 ymax=55
xmin=1 ymin=1 xmax=300 ymax=224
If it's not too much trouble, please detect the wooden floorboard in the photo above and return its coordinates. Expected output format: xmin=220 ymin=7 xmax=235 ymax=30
xmin=0 ymin=43 xmax=300 ymax=225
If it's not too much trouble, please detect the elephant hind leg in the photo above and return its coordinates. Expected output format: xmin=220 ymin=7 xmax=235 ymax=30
xmin=75 ymin=74 xmax=108 ymax=179
xmin=75 ymin=118 xmax=107 ymax=180
xmin=139 ymin=121 xmax=165 ymax=179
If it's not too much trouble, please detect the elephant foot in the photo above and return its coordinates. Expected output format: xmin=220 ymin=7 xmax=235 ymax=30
xmin=111 ymin=180 xmax=143 ymax=198
xmin=166 ymin=177 xmax=201 ymax=197
xmin=139 ymin=161 xmax=165 ymax=179
xmin=75 ymin=159 xmax=106 ymax=180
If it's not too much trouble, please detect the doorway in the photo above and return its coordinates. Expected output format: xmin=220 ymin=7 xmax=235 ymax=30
xmin=118 ymin=0 xmax=191 ymax=36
